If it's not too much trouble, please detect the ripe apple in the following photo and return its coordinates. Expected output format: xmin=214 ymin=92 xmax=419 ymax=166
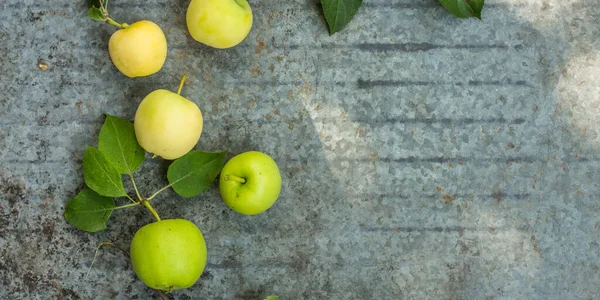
xmin=134 ymin=75 xmax=203 ymax=160
xmin=219 ymin=151 xmax=282 ymax=215
xmin=108 ymin=20 xmax=167 ymax=78
xmin=130 ymin=219 xmax=207 ymax=291
xmin=186 ymin=0 xmax=253 ymax=49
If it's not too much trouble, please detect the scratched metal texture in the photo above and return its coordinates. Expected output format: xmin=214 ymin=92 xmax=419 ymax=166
xmin=1 ymin=0 xmax=600 ymax=299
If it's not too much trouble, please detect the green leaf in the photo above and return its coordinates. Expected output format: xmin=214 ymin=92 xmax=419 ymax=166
xmin=265 ymin=297 xmax=279 ymax=300
xmin=321 ymin=0 xmax=363 ymax=35
xmin=83 ymin=147 xmax=127 ymax=197
xmin=98 ymin=114 xmax=145 ymax=174
xmin=467 ymin=0 xmax=485 ymax=19
xmin=64 ymin=189 xmax=115 ymax=232
xmin=167 ymin=150 xmax=227 ymax=198
xmin=439 ymin=0 xmax=485 ymax=19
xmin=87 ymin=6 xmax=104 ymax=21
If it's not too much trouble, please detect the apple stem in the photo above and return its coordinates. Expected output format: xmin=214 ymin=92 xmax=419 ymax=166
xmin=143 ymin=200 xmax=161 ymax=222
xmin=105 ymin=17 xmax=128 ymax=29
xmin=177 ymin=74 xmax=188 ymax=95
xmin=225 ymin=175 xmax=246 ymax=184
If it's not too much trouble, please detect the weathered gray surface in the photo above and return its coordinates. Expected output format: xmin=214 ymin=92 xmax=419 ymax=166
xmin=1 ymin=0 xmax=600 ymax=299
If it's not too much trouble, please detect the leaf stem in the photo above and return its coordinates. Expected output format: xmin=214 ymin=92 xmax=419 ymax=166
xmin=225 ymin=174 xmax=246 ymax=184
xmin=114 ymin=202 xmax=141 ymax=210
xmin=146 ymin=183 xmax=175 ymax=202
xmin=124 ymin=194 xmax=137 ymax=204
xmin=85 ymin=242 xmax=105 ymax=279
xmin=85 ymin=241 xmax=129 ymax=279
xmin=143 ymin=200 xmax=161 ymax=222
xmin=129 ymin=174 xmax=144 ymax=202
xmin=177 ymin=74 xmax=188 ymax=95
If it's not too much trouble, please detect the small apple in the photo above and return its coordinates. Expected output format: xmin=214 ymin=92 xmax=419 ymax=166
xmin=108 ymin=20 xmax=167 ymax=78
xmin=134 ymin=75 xmax=203 ymax=160
xmin=219 ymin=151 xmax=282 ymax=215
xmin=186 ymin=0 xmax=253 ymax=49
xmin=130 ymin=219 xmax=207 ymax=291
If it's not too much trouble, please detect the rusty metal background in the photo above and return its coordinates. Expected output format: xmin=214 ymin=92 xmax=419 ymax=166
xmin=1 ymin=0 xmax=600 ymax=299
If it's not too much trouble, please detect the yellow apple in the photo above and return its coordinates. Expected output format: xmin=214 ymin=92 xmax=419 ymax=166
xmin=134 ymin=75 xmax=203 ymax=160
xmin=108 ymin=20 xmax=167 ymax=78
xmin=186 ymin=0 xmax=253 ymax=49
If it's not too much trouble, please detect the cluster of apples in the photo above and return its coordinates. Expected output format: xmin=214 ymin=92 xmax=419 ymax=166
xmin=108 ymin=0 xmax=253 ymax=77
xmin=88 ymin=0 xmax=282 ymax=293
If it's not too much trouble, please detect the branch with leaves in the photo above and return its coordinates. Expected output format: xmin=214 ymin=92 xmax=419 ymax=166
xmin=64 ymin=114 xmax=226 ymax=232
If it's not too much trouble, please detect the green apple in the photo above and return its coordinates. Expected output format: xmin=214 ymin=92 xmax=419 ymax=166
xmin=130 ymin=219 xmax=207 ymax=291
xmin=134 ymin=75 xmax=203 ymax=160
xmin=186 ymin=0 xmax=253 ymax=49
xmin=219 ymin=151 xmax=282 ymax=215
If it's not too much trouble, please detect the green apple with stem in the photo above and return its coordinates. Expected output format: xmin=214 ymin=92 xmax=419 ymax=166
xmin=219 ymin=151 xmax=282 ymax=215
xmin=134 ymin=74 xmax=203 ymax=160
xmin=130 ymin=219 xmax=207 ymax=291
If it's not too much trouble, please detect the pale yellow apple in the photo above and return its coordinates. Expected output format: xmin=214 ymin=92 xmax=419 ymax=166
xmin=186 ymin=0 xmax=253 ymax=49
xmin=134 ymin=77 xmax=203 ymax=160
xmin=108 ymin=20 xmax=167 ymax=78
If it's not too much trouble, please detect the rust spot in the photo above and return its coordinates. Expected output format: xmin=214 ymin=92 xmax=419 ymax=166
xmin=410 ymin=130 xmax=414 ymax=135
xmin=437 ymin=186 xmax=455 ymax=204
xmin=447 ymin=162 xmax=453 ymax=167
xmin=442 ymin=193 xmax=456 ymax=204
xmin=314 ymin=104 xmax=320 ymax=110
xmin=255 ymin=39 xmax=266 ymax=54
xmin=385 ymin=239 xmax=391 ymax=248
xmin=265 ymin=114 xmax=272 ymax=121
xmin=273 ymin=109 xmax=280 ymax=116
xmin=269 ymin=64 xmax=275 ymax=72
xmin=370 ymin=152 xmax=378 ymax=158
xmin=458 ymin=230 xmax=463 ymax=237
xmin=75 ymin=100 xmax=84 ymax=118
xmin=394 ymin=227 xmax=400 ymax=233
xmin=250 ymin=67 xmax=260 ymax=75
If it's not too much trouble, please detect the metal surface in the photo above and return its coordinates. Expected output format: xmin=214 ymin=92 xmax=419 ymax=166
xmin=1 ymin=0 xmax=600 ymax=299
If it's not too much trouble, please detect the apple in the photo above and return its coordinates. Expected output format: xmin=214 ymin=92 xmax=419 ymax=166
xmin=134 ymin=75 xmax=203 ymax=160
xmin=130 ymin=219 xmax=207 ymax=291
xmin=108 ymin=20 xmax=167 ymax=78
xmin=186 ymin=0 xmax=253 ymax=49
xmin=219 ymin=151 xmax=282 ymax=215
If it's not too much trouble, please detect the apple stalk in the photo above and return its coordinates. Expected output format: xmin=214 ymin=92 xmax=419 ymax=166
xmin=224 ymin=174 xmax=246 ymax=183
